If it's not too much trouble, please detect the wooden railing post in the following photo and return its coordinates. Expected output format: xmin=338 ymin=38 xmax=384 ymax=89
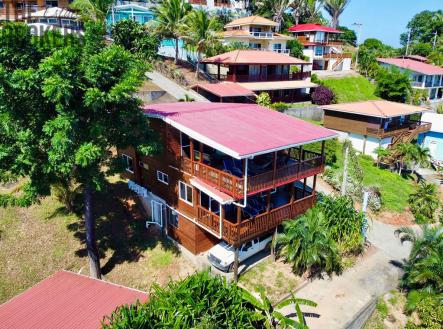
xmin=190 ymin=138 xmax=194 ymax=175
xmin=298 ymin=146 xmax=303 ymax=174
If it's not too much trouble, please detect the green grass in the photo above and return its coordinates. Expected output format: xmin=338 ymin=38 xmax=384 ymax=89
xmin=322 ymin=76 xmax=379 ymax=103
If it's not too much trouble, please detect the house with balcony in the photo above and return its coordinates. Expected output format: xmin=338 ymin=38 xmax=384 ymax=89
xmin=322 ymin=100 xmax=431 ymax=157
xmin=221 ymin=15 xmax=292 ymax=55
xmin=377 ymin=57 xmax=443 ymax=103
xmin=187 ymin=0 xmax=248 ymax=13
xmin=201 ymin=50 xmax=317 ymax=102
xmin=0 ymin=0 xmax=70 ymax=21
xmin=288 ymin=23 xmax=352 ymax=71
xmin=119 ymin=102 xmax=336 ymax=254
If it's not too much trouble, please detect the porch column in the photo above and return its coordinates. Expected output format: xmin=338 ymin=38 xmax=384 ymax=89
xmin=290 ymin=183 xmax=295 ymax=203
xmin=232 ymin=65 xmax=237 ymax=82
xmin=233 ymin=205 xmax=241 ymax=282
xmin=300 ymin=64 xmax=304 ymax=80
xmin=272 ymin=151 xmax=277 ymax=187
xmin=199 ymin=142 xmax=203 ymax=163
xmin=217 ymin=63 xmax=221 ymax=80
xmin=321 ymin=140 xmax=326 ymax=165
xmin=312 ymin=174 xmax=317 ymax=195
xmin=236 ymin=206 xmax=242 ymax=224
xmin=298 ymin=145 xmax=304 ymax=174
xmin=266 ymin=191 xmax=271 ymax=213
xmin=302 ymin=177 xmax=307 ymax=197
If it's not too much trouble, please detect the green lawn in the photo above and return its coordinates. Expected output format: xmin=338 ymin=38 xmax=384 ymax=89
xmin=322 ymin=76 xmax=380 ymax=103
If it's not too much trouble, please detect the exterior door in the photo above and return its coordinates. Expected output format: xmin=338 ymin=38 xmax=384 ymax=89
xmin=150 ymin=200 xmax=164 ymax=227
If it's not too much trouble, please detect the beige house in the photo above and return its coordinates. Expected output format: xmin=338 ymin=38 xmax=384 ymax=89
xmin=222 ymin=16 xmax=293 ymax=55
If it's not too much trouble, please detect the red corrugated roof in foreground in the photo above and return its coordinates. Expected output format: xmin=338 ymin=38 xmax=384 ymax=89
xmin=192 ymin=82 xmax=256 ymax=97
xmin=143 ymin=102 xmax=336 ymax=159
xmin=377 ymin=57 xmax=443 ymax=75
xmin=0 ymin=271 xmax=147 ymax=329
xmin=288 ymin=23 xmax=343 ymax=33
xmin=202 ymin=50 xmax=309 ymax=65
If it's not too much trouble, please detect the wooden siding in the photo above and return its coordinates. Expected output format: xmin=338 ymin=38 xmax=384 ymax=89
xmin=323 ymin=110 xmax=381 ymax=136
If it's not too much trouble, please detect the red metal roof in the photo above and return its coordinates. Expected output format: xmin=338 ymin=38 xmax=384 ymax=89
xmin=202 ymin=50 xmax=309 ymax=65
xmin=288 ymin=23 xmax=343 ymax=33
xmin=377 ymin=57 xmax=443 ymax=75
xmin=143 ymin=102 xmax=336 ymax=159
xmin=0 ymin=271 xmax=147 ymax=329
xmin=192 ymin=82 xmax=256 ymax=98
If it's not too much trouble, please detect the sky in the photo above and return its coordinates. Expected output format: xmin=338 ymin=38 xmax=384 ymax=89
xmin=323 ymin=0 xmax=442 ymax=47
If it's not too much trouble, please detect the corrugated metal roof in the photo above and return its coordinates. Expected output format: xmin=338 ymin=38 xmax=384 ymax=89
xmin=143 ymin=102 xmax=336 ymax=159
xmin=202 ymin=50 xmax=309 ymax=65
xmin=322 ymin=100 xmax=430 ymax=118
xmin=377 ymin=57 xmax=443 ymax=75
xmin=238 ymin=80 xmax=318 ymax=91
xmin=288 ymin=23 xmax=343 ymax=33
xmin=192 ymin=82 xmax=256 ymax=97
xmin=0 ymin=271 xmax=147 ymax=329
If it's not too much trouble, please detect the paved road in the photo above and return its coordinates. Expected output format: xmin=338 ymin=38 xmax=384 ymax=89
xmin=280 ymin=219 xmax=412 ymax=329
xmin=146 ymin=71 xmax=209 ymax=102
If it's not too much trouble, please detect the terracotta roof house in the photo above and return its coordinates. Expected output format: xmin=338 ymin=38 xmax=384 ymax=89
xmin=118 ymin=102 xmax=336 ymax=254
xmin=377 ymin=57 xmax=443 ymax=103
xmin=288 ymin=23 xmax=352 ymax=71
xmin=321 ymin=100 xmax=431 ymax=157
xmin=191 ymin=82 xmax=256 ymax=103
xmin=222 ymin=15 xmax=293 ymax=55
xmin=0 ymin=271 xmax=147 ymax=329
xmin=201 ymin=50 xmax=316 ymax=102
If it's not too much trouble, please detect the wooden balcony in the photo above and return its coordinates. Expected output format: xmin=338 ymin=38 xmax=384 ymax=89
xmin=197 ymin=194 xmax=316 ymax=245
xmin=297 ymin=36 xmax=343 ymax=46
xmin=225 ymin=71 xmax=311 ymax=83
xmin=366 ymin=121 xmax=432 ymax=138
xmin=180 ymin=150 xmax=325 ymax=199
xmin=323 ymin=53 xmax=352 ymax=59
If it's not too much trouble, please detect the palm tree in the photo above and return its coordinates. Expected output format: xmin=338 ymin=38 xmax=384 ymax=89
xmin=255 ymin=0 xmax=294 ymax=32
xmin=411 ymin=144 xmax=430 ymax=178
xmin=70 ymin=0 xmax=114 ymax=23
xmin=408 ymin=181 xmax=441 ymax=222
xmin=152 ymin=0 xmax=191 ymax=63
xmin=303 ymin=0 xmax=324 ymax=23
xmin=180 ymin=9 xmax=221 ymax=78
xmin=277 ymin=208 xmax=342 ymax=277
xmin=323 ymin=0 xmax=351 ymax=28
xmin=374 ymin=146 xmax=390 ymax=168
xmin=394 ymin=143 xmax=416 ymax=175
xmin=242 ymin=287 xmax=317 ymax=329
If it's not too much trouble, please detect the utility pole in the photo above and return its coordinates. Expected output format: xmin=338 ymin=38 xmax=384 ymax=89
xmin=433 ymin=31 xmax=438 ymax=49
xmin=352 ymin=23 xmax=363 ymax=69
xmin=405 ymin=29 xmax=411 ymax=56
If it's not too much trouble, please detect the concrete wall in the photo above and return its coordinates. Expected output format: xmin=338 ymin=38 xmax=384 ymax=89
xmin=331 ymin=130 xmax=391 ymax=158
xmin=285 ymin=106 xmax=323 ymax=121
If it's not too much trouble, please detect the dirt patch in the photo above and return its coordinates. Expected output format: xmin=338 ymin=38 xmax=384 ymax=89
xmin=375 ymin=210 xmax=415 ymax=226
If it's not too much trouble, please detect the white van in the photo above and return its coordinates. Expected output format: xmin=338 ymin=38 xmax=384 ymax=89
xmin=207 ymin=234 xmax=273 ymax=272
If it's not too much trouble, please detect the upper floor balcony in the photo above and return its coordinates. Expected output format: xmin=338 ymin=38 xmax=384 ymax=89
xmin=249 ymin=31 xmax=274 ymax=39
xmin=223 ymin=71 xmax=311 ymax=82
xmin=366 ymin=120 xmax=432 ymax=138
xmin=179 ymin=138 xmax=325 ymax=199
xmin=297 ymin=36 xmax=343 ymax=46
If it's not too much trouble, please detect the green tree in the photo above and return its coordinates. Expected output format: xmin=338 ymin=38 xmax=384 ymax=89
xmin=111 ymin=19 xmax=160 ymax=59
xmin=337 ymin=25 xmax=357 ymax=46
xmin=277 ymin=208 xmax=342 ymax=277
xmin=242 ymin=287 xmax=317 ymax=329
xmin=180 ymin=9 xmax=221 ymax=78
xmin=0 ymin=23 xmax=159 ymax=279
xmin=287 ymin=39 xmax=305 ymax=59
xmin=152 ymin=0 xmax=191 ymax=63
xmin=254 ymin=0 xmax=293 ymax=31
xmin=70 ymin=0 xmax=114 ymax=22
xmin=408 ymin=182 xmax=441 ymax=223
xmin=357 ymin=38 xmax=398 ymax=78
xmin=375 ymin=68 xmax=413 ymax=103
xmin=256 ymin=92 xmax=272 ymax=108
xmin=394 ymin=143 xmax=417 ymax=175
xmin=374 ymin=146 xmax=390 ymax=167
xmin=400 ymin=10 xmax=443 ymax=46
xmin=323 ymin=0 xmax=351 ymax=28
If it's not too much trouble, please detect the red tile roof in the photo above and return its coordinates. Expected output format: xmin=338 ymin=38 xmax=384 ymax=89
xmin=377 ymin=57 xmax=443 ymax=75
xmin=202 ymin=50 xmax=309 ymax=65
xmin=192 ymin=82 xmax=256 ymax=97
xmin=288 ymin=23 xmax=343 ymax=33
xmin=143 ymin=102 xmax=336 ymax=159
xmin=0 ymin=271 xmax=147 ymax=329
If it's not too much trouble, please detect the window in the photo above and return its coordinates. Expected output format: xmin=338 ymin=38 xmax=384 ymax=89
xmin=121 ymin=154 xmax=134 ymax=173
xmin=273 ymin=43 xmax=282 ymax=50
xmin=45 ymin=0 xmax=58 ymax=7
xmin=157 ymin=171 xmax=169 ymax=185
xmin=0 ymin=2 xmax=5 ymax=9
xmin=169 ymin=209 xmax=179 ymax=228
xmin=16 ymin=2 xmax=24 ymax=9
xmin=179 ymin=181 xmax=193 ymax=205
xmin=315 ymin=46 xmax=323 ymax=56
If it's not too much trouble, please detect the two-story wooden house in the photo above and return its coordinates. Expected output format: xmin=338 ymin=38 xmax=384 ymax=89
xmin=288 ymin=23 xmax=352 ymax=71
xmin=322 ymin=100 xmax=431 ymax=157
xmin=201 ymin=50 xmax=317 ymax=103
xmin=119 ymin=102 xmax=336 ymax=256
xmin=222 ymin=15 xmax=293 ymax=54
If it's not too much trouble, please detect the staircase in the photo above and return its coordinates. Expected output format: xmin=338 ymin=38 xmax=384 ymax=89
xmin=331 ymin=57 xmax=344 ymax=71
xmin=383 ymin=130 xmax=419 ymax=166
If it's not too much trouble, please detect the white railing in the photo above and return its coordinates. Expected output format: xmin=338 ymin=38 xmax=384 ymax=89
xmin=249 ymin=31 xmax=274 ymax=39
xmin=256 ymin=48 xmax=290 ymax=55
xmin=412 ymin=81 xmax=424 ymax=88
xmin=128 ymin=180 xmax=148 ymax=198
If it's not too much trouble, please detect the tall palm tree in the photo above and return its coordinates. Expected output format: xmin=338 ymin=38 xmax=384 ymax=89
xmin=152 ymin=0 xmax=191 ymax=63
xmin=410 ymin=144 xmax=430 ymax=179
xmin=70 ymin=0 xmax=114 ymax=23
xmin=180 ymin=9 xmax=221 ymax=78
xmin=304 ymin=0 xmax=324 ymax=23
xmin=323 ymin=0 xmax=351 ymax=28
xmin=242 ymin=287 xmax=317 ymax=329
xmin=255 ymin=0 xmax=294 ymax=32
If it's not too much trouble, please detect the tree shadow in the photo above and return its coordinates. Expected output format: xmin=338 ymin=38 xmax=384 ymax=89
xmin=65 ymin=180 xmax=179 ymax=275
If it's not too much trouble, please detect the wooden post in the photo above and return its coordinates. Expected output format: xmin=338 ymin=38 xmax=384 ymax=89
xmin=237 ymin=205 xmax=241 ymax=224
xmin=190 ymin=138 xmax=194 ymax=174
xmin=272 ymin=151 xmax=277 ymax=186
xmin=217 ymin=63 xmax=221 ymax=80
xmin=199 ymin=142 xmax=203 ymax=163
xmin=321 ymin=140 xmax=326 ymax=164
xmin=298 ymin=145 xmax=303 ymax=174
xmin=233 ymin=246 xmax=239 ymax=282
xmin=266 ymin=191 xmax=271 ymax=213
xmin=313 ymin=174 xmax=317 ymax=195
xmin=290 ymin=182 xmax=295 ymax=202
xmin=302 ymin=177 xmax=307 ymax=197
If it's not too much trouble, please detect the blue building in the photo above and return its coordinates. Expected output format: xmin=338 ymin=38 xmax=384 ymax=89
xmin=107 ymin=2 xmax=155 ymax=27
xmin=418 ymin=112 xmax=443 ymax=162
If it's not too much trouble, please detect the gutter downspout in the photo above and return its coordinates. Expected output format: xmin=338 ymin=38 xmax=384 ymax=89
xmin=233 ymin=157 xmax=250 ymax=208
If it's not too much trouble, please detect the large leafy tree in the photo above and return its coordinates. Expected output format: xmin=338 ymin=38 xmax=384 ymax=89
xmin=400 ymin=10 xmax=443 ymax=46
xmin=357 ymin=38 xmax=398 ymax=78
xmin=152 ymin=0 xmax=192 ymax=63
xmin=180 ymin=9 xmax=221 ymax=78
xmin=375 ymin=67 xmax=412 ymax=103
xmin=323 ymin=0 xmax=351 ymax=28
xmin=255 ymin=0 xmax=294 ymax=32
xmin=0 ymin=23 xmax=159 ymax=279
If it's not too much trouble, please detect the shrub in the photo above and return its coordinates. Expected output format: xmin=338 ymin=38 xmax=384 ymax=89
xmin=256 ymin=92 xmax=271 ymax=108
xmin=303 ymin=138 xmax=338 ymax=166
xmin=311 ymin=85 xmax=335 ymax=105
xmin=408 ymin=181 xmax=441 ymax=223
xmin=270 ymin=102 xmax=289 ymax=112
xmin=375 ymin=67 xmax=412 ymax=103
xmin=405 ymin=296 xmax=443 ymax=329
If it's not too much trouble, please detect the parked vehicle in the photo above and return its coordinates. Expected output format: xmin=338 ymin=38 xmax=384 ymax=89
xmin=207 ymin=234 xmax=273 ymax=272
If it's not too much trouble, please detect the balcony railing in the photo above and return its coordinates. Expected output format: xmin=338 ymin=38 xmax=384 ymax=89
xmin=180 ymin=149 xmax=324 ymax=199
xmin=297 ymin=36 xmax=343 ymax=46
xmin=224 ymin=71 xmax=311 ymax=82
xmin=256 ymin=48 xmax=290 ymax=55
xmin=366 ymin=121 xmax=432 ymax=137
xmin=249 ymin=31 xmax=274 ymax=39
xmin=197 ymin=194 xmax=316 ymax=245
xmin=323 ymin=53 xmax=352 ymax=59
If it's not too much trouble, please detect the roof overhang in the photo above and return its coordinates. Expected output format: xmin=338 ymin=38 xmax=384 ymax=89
xmin=238 ymin=80 xmax=318 ymax=91
xmin=190 ymin=178 xmax=234 ymax=204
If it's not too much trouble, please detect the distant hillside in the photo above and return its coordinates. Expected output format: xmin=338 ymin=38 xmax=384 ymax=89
xmin=321 ymin=76 xmax=380 ymax=103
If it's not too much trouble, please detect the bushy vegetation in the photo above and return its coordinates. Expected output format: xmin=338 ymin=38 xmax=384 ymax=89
xmin=408 ymin=182 xmax=441 ymax=224
xmin=375 ymin=68 xmax=413 ymax=103
xmin=395 ymin=225 xmax=443 ymax=329
xmin=103 ymin=271 xmax=314 ymax=329
xmin=303 ymin=138 xmax=339 ymax=166
xmin=311 ymin=85 xmax=335 ymax=105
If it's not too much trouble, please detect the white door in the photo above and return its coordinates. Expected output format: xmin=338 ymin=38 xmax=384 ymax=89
xmin=150 ymin=200 xmax=164 ymax=227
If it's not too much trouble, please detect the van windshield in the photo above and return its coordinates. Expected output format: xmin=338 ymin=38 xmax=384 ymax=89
xmin=220 ymin=241 xmax=234 ymax=251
